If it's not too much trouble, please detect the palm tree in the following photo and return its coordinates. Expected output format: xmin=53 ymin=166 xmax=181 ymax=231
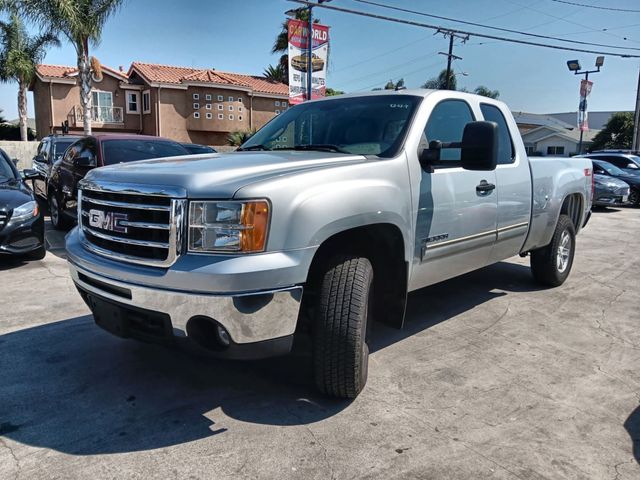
xmin=0 ymin=8 xmax=58 ymax=141
xmin=263 ymin=64 xmax=287 ymax=84
xmin=21 ymin=0 xmax=124 ymax=135
xmin=228 ymin=129 xmax=256 ymax=147
xmin=422 ymin=69 xmax=457 ymax=91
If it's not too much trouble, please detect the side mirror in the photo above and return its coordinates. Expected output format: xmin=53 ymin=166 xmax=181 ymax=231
xmin=460 ymin=121 xmax=498 ymax=171
xmin=33 ymin=154 xmax=46 ymax=164
xmin=22 ymin=168 xmax=41 ymax=180
xmin=73 ymin=155 xmax=97 ymax=168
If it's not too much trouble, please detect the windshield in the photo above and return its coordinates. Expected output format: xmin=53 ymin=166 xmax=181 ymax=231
xmin=241 ymin=94 xmax=422 ymax=157
xmin=0 ymin=154 xmax=17 ymax=182
xmin=102 ymin=140 xmax=188 ymax=165
xmin=595 ymin=161 xmax=625 ymax=176
xmin=54 ymin=140 xmax=75 ymax=157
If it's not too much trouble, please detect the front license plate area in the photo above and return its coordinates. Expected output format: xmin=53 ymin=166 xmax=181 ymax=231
xmin=87 ymin=294 xmax=129 ymax=338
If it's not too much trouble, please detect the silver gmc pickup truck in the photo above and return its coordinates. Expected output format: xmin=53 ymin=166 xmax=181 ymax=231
xmin=65 ymin=90 xmax=593 ymax=398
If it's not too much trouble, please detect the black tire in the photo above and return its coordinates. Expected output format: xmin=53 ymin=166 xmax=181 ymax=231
xmin=629 ymin=188 xmax=640 ymax=207
xmin=530 ymin=214 xmax=576 ymax=287
xmin=313 ymin=256 xmax=373 ymax=399
xmin=49 ymin=189 xmax=70 ymax=230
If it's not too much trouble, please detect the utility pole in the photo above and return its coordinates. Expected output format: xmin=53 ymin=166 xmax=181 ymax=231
xmin=437 ymin=29 xmax=468 ymax=90
xmin=633 ymin=67 xmax=640 ymax=151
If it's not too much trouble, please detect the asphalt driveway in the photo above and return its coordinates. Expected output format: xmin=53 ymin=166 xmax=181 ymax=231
xmin=1 ymin=208 xmax=639 ymax=479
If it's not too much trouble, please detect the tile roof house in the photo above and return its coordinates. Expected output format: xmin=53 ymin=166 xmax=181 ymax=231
xmin=29 ymin=61 xmax=289 ymax=145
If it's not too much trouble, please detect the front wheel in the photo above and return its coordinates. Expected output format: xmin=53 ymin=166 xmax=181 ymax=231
xmin=530 ymin=214 xmax=576 ymax=287
xmin=313 ymin=256 xmax=373 ymax=399
xmin=629 ymin=188 xmax=640 ymax=207
xmin=49 ymin=190 xmax=70 ymax=231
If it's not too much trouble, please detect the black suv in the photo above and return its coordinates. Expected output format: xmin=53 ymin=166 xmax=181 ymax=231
xmin=32 ymin=134 xmax=84 ymax=203
xmin=580 ymin=152 xmax=640 ymax=175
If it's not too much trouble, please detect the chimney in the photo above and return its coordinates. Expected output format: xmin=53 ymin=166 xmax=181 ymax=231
xmin=119 ymin=65 xmax=124 ymax=72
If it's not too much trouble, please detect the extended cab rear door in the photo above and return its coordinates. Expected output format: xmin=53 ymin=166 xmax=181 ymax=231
xmin=409 ymin=98 xmax=498 ymax=290
xmin=479 ymin=102 xmax=532 ymax=263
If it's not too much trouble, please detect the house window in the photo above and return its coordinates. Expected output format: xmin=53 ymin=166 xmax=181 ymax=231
xmin=228 ymin=105 xmax=234 ymax=111
xmin=142 ymin=90 xmax=151 ymax=114
xmin=275 ymin=100 xmax=280 ymax=107
xmin=229 ymin=114 xmax=234 ymax=120
xmin=205 ymin=94 xmax=212 ymax=101
xmin=228 ymin=96 xmax=234 ymax=102
xmin=206 ymin=104 xmax=212 ymax=110
xmin=275 ymin=109 xmax=281 ymax=115
xmin=193 ymin=93 xmax=199 ymax=100
xmin=193 ymin=103 xmax=200 ymax=109
xmin=525 ymin=146 xmax=536 ymax=155
xmin=206 ymin=112 xmax=212 ymax=119
xmin=238 ymin=98 xmax=243 ymax=103
xmin=218 ymin=113 xmax=224 ymax=120
xmin=217 ymin=104 xmax=223 ymax=110
xmin=125 ymin=91 xmax=140 ymax=114
xmin=194 ymin=112 xmax=200 ymax=119
xmin=238 ymin=115 xmax=243 ymax=121
xmin=547 ymin=146 xmax=565 ymax=155
xmin=91 ymin=90 xmax=115 ymax=122
xmin=238 ymin=106 xmax=243 ymax=113
xmin=217 ymin=95 xmax=223 ymax=101
xmin=282 ymin=101 xmax=288 ymax=107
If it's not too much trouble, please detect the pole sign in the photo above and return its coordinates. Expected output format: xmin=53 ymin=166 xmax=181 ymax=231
xmin=577 ymin=79 xmax=593 ymax=132
xmin=287 ymin=19 xmax=329 ymax=104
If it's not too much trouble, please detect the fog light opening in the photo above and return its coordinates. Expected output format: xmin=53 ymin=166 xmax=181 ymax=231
xmin=186 ymin=316 xmax=231 ymax=351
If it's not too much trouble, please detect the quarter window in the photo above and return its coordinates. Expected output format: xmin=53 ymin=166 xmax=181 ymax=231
xmin=424 ymin=100 xmax=475 ymax=163
xmin=480 ymin=104 xmax=515 ymax=165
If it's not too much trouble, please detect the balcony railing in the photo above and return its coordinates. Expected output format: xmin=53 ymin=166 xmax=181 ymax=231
xmin=72 ymin=105 xmax=124 ymax=125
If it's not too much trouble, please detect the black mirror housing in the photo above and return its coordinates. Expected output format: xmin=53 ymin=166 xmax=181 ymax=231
xmin=73 ymin=155 xmax=97 ymax=168
xmin=33 ymin=154 xmax=46 ymax=164
xmin=460 ymin=121 xmax=498 ymax=171
xmin=22 ymin=168 xmax=41 ymax=180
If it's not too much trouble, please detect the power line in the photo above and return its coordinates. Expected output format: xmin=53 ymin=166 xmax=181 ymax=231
xmin=550 ymin=0 xmax=640 ymax=14
xmin=352 ymin=0 xmax=640 ymax=51
xmin=287 ymin=0 xmax=640 ymax=58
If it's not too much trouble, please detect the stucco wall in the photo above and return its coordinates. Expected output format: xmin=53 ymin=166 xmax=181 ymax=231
xmin=0 ymin=141 xmax=39 ymax=168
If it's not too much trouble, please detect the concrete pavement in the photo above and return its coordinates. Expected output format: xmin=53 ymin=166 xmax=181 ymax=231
xmin=1 ymin=209 xmax=639 ymax=479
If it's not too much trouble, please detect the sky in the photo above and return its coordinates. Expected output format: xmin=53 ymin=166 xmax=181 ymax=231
xmin=0 ymin=0 xmax=639 ymax=120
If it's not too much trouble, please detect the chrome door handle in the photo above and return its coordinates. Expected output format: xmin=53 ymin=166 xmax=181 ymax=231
xmin=476 ymin=180 xmax=495 ymax=193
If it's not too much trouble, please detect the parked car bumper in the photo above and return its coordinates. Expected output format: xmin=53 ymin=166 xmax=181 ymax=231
xmin=0 ymin=213 xmax=44 ymax=255
xmin=593 ymin=194 xmax=628 ymax=206
xmin=65 ymin=227 xmax=314 ymax=359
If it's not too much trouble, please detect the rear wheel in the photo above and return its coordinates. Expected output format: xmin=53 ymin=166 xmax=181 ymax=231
xmin=530 ymin=214 xmax=575 ymax=287
xmin=49 ymin=189 xmax=70 ymax=231
xmin=313 ymin=256 xmax=373 ymax=399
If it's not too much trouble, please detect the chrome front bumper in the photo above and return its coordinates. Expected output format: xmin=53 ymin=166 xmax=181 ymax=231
xmin=69 ymin=262 xmax=303 ymax=345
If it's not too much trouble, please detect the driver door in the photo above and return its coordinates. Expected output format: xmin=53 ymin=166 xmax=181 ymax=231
xmin=410 ymin=99 xmax=498 ymax=290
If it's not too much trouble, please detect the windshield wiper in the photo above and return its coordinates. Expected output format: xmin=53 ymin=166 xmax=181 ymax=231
xmin=237 ymin=144 xmax=271 ymax=151
xmin=291 ymin=144 xmax=350 ymax=154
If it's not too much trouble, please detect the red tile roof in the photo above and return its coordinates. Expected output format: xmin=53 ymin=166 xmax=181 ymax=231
xmin=37 ymin=63 xmax=128 ymax=79
xmin=130 ymin=62 xmax=288 ymax=96
xmin=36 ymin=62 xmax=288 ymax=96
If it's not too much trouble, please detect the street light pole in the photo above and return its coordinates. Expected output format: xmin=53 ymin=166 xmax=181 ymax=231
xmin=633 ymin=67 xmax=640 ymax=151
xmin=307 ymin=7 xmax=313 ymax=102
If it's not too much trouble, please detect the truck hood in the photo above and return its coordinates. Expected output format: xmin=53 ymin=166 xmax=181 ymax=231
xmin=83 ymin=151 xmax=368 ymax=198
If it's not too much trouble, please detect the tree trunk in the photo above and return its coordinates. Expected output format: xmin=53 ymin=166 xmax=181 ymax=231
xmin=17 ymin=79 xmax=28 ymax=141
xmin=78 ymin=43 xmax=92 ymax=135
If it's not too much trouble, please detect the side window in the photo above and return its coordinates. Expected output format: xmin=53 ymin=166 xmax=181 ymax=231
xmin=80 ymin=138 xmax=98 ymax=161
xmin=604 ymin=156 xmax=626 ymax=168
xmin=424 ymin=100 xmax=474 ymax=163
xmin=480 ymin=104 xmax=514 ymax=165
xmin=63 ymin=140 xmax=83 ymax=164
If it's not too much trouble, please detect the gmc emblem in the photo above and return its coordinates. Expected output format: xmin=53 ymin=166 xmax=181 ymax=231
xmin=88 ymin=209 xmax=128 ymax=233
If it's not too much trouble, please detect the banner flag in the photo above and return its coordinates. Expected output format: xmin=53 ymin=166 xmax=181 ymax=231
xmin=287 ymin=19 xmax=329 ymax=104
xmin=577 ymin=79 xmax=593 ymax=132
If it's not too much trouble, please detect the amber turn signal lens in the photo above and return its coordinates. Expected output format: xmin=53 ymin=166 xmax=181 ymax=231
xmin=240 ymin=201 xmax=270 ymax=252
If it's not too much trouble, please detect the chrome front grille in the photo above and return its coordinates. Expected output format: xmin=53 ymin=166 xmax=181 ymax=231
xmin=79 ymin=182 xmax=186 ymax=267
xmin=0 ymin=211 xmax=6 ymax=231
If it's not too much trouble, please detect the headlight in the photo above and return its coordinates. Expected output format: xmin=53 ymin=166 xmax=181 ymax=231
xmin=188 ymin=200 xmax=270 ymax=253
xmin=9 ymin=200 xmax=39 ymax=224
